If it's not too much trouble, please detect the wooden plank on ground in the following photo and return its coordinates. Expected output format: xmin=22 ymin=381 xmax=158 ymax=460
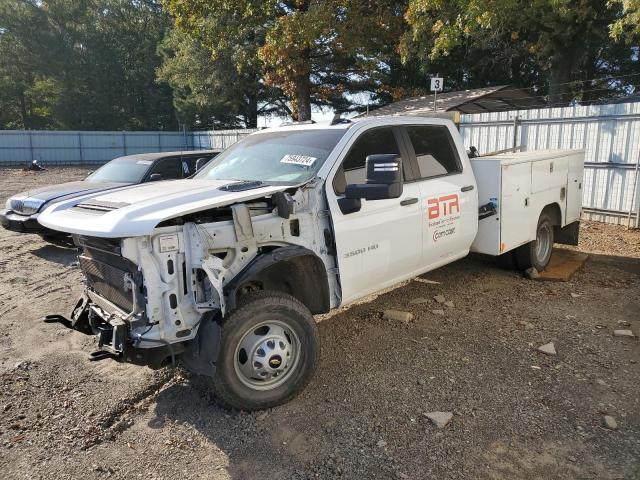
xmin=537 ymin=249 xmax=589 ymax=282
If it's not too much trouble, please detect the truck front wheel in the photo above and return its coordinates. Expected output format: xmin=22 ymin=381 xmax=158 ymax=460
xmin=211 ymin=291 xmax=319 ymax=411
xmin=516 ymin=212 xmax=554 ymax=272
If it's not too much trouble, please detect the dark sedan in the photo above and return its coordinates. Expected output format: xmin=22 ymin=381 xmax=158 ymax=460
xmin=1 ymin=150 xmax=221 ymax=241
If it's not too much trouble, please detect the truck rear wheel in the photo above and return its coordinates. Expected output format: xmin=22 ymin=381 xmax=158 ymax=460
xmin=516 ymin=212 xmax=554 ymax=271
xmin=211 ymin=290 xmax=319 ymax=411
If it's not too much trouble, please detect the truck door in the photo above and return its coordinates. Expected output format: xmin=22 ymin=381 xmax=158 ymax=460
xmin=400 ymin=125 xmax=478 ymax=269
xmin=326 ymin=126 xmax=423 ymax=304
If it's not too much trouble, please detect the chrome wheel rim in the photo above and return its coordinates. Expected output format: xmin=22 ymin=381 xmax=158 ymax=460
xmin=233 ymin=320 xmax=300 ymax=391
xmin=535 ymin=223 xmax=552 ymax=263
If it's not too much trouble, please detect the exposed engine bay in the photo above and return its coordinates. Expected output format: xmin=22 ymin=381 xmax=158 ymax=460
xmin=45 ymin=183 xmax=339 ymax=372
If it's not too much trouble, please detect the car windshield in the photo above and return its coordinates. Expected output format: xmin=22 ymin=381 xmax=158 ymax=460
xmin=195 ymin=128 xmax=347 ymax=184
xmin=86 ymin=157 xmax=152 ymax=183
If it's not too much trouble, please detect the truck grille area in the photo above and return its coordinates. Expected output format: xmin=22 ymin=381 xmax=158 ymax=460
xmin=79 ymin=247 xmax=140 ymax=312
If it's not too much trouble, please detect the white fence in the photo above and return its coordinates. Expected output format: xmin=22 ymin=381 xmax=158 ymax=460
xmin=192 ymin=129 xmax=258 ymax=150
xmin=459 ymin=102 xmax=640 ymax=226
xmin=0 ymin=129 xmax=255 ymax=166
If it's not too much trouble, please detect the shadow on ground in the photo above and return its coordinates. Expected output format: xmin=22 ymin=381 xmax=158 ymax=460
xmin=31 ymin=243 xmax=77 ymax=265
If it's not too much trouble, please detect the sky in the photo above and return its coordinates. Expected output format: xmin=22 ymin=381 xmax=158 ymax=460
xmin=258 ymin=106 xmax=340 ymax=128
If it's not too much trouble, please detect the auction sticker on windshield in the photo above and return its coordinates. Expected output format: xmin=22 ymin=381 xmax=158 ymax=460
xmin=280 ymin=154 xmax=317 ymax=167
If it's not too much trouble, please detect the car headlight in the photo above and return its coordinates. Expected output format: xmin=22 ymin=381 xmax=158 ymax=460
xmin=8 ymin=196 xmax=45 ymax=215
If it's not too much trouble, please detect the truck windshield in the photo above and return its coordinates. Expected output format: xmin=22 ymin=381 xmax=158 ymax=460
xmin=195 ymin=129 xmax=347 ymax=184
xmin=86 ymin=158 xmax=151 ymax=183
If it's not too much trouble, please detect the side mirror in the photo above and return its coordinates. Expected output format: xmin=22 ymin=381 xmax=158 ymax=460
xmin=149 ymin=173 xmax=162 ymax=182
xmin=344 ymin=154 xmax=403 ymax=200
xmin=195 ymin=157 xmax=210 ymax=172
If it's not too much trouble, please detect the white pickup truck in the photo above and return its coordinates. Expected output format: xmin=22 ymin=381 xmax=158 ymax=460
xmin=39 ymin=117 xmax=584 ymax=411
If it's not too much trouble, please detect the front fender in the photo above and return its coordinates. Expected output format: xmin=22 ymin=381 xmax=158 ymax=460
xmin=224 ymin=246 xmax=330 ymax=314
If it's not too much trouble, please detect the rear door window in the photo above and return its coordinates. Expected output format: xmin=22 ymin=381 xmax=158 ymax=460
xmin=405 ymin=125 xmax=461 ymax=179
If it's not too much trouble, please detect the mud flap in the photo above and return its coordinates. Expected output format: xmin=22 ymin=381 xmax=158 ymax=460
xmin=555 ymin=221 xmax=580 ymax=246
xmin=181 ymin=312 xmax=221 ymax=377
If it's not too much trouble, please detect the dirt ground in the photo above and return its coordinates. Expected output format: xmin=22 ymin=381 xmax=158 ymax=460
xmin=0 ymin=167 xmax=638 ymax=480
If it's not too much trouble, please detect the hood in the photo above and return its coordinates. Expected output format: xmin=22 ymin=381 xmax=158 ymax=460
xmin=38 ymin=179 xmax=290 ymax=238
xmin=14 ymin=180 xmax=127 ymax=208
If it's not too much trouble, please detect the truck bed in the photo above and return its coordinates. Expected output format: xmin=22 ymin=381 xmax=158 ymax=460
xmin=470 ymin=149 xmax=584 ymax=256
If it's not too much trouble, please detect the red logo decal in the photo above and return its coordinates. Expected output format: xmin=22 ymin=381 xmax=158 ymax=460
xmin=427 ymin=194 xmax=460 ymax=220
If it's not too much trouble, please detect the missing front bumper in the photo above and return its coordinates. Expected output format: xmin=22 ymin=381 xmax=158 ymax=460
xmin=43 ymin=295 xmax=125 ymax=358
xmin=43 ymin=294 xmax=184 ymax=369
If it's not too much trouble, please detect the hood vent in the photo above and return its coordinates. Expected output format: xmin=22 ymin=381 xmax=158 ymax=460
xmin=73 ymin=200 xmax=130 ymax=214
xmin=219 ymin=180 xmax=264 ymax=192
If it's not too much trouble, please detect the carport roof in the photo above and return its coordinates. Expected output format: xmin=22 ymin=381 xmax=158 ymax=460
xmin=364 ymin=85 xmax=545 ymax=117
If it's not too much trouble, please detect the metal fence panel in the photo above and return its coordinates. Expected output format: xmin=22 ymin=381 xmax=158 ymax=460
xmin=31 ymin=131 xmax=82 ymax=164
xmin=460 ymin=102 xmax=640 ymax=226
xmin=192 ymin=129 xmax=258 ymax=149
xmin=0 ymin=129 xmax=255 ymax=166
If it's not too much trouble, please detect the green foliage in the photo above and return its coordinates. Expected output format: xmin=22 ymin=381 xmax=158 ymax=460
xmin=157 ymin=30 xmax=261 ymax=128
xmin=609 ymin=0 xmax=640 ymax=39
xmin=0 ymin=0 xmax=176 ymax=130
xmin=402 ymin=0 xmax=639 ymax=103
xmin=162 ymin=0 xmax=407 ymax=120
xmin=1 ymin=1 xmax=638 ymax=130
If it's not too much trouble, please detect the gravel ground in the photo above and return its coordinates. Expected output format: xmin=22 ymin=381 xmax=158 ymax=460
xmin=0 ymin=167 xmax=638 ymax=479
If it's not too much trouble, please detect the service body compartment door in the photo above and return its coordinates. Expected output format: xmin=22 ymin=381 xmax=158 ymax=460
xmin=531 ymin=156 xmax=568 ymax=193
xmin=565 ymin=152 xmax=584 ymax=223
xmin=500 ymin=162 xmax=533 ymax=252
xmin=470 ymin=159 xmax=501 ymax=255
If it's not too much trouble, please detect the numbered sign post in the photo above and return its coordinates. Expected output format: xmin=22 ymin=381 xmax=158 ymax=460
xmin=430 ymin=77 xmax=444 ymax=111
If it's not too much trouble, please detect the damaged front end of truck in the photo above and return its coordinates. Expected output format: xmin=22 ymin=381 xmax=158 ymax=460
xmin=43 ymin=182 xmax=338 ymax=376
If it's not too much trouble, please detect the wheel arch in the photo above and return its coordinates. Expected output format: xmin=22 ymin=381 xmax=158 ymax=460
xmin=540 ymin=202 xmax=562 ymax=226
xmin=224 ymin=246 xmax=331 ymax=315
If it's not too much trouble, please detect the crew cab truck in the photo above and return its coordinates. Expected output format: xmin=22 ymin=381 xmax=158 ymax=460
xmin=38 ymin=117 xmax=584 ymax=411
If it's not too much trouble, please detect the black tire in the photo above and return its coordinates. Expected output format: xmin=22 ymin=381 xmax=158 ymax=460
xmin=516 ymin=212 xmax=554 ymax=271
xmin=211 ymin=290 xmax=319 ymax=411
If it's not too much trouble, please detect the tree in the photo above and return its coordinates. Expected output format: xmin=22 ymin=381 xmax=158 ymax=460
xmin=156 ymin=24 xmax=288 ymax=128
xmin=163 ymin=0 xmax=405 ymax=121
xmin=402 ymin=0 xmax=639 ymax=104
xmin=0 ymin=1 xmax=61 ymax=129
xmin=610 ymin=0 xmax=640 ymax=39
xmin=0 ymin=0 xmax=176 ymax=130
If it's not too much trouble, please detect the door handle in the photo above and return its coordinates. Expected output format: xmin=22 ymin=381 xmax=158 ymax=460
xmin=461 ymin=185 xmax=474 ymax=192
xmin=400 ymin=197 xmax=419 ymax=206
